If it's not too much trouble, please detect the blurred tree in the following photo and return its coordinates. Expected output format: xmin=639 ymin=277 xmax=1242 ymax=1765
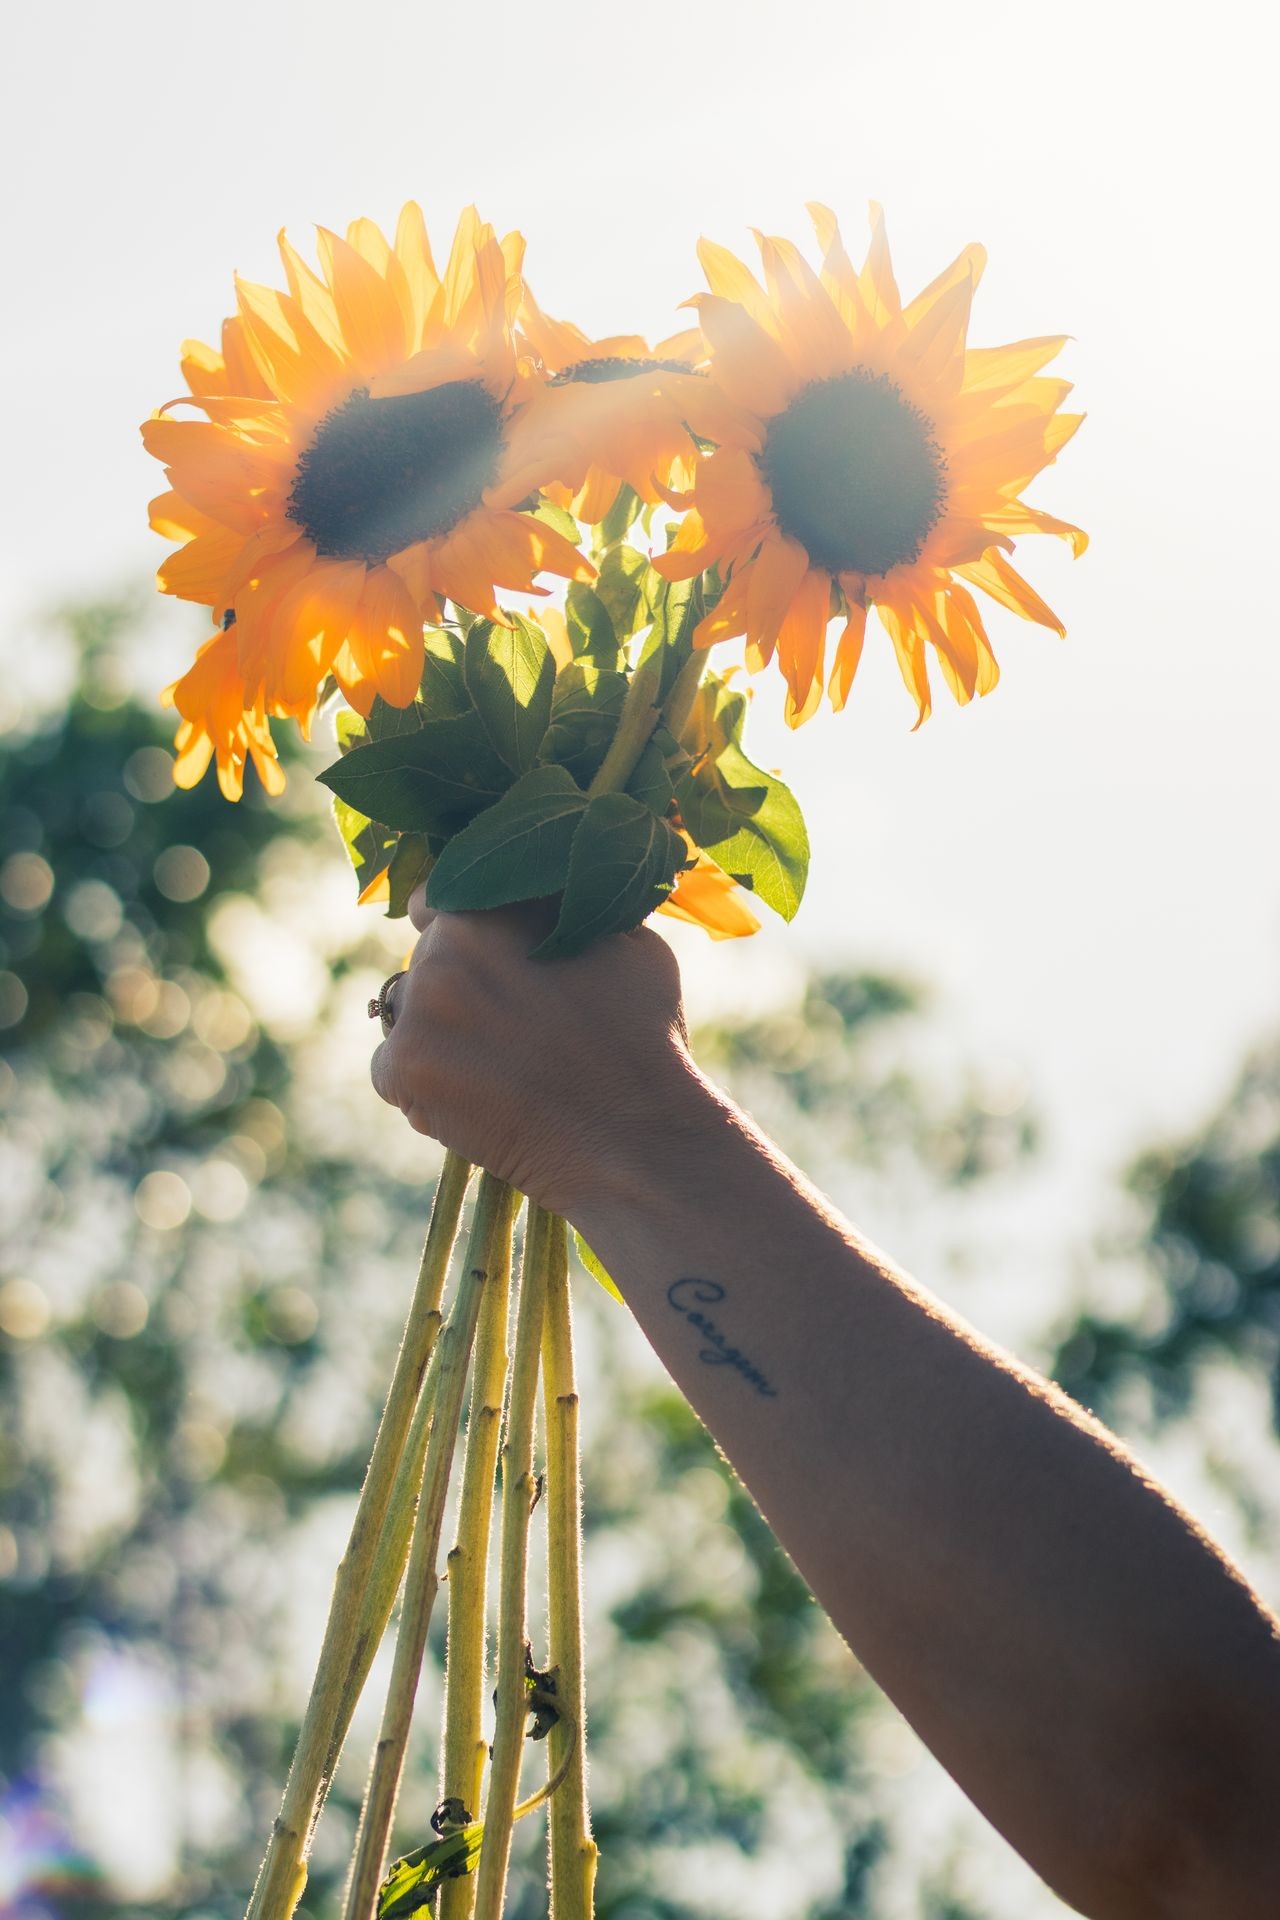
xmin=0 ymin=597 xmax=1043 ymax=1920
xmin=1053 ymin=1044 xmax=1280 ymax=1428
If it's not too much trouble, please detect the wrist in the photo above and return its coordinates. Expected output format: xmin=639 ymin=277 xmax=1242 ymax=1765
xmin=560 ymin=1047 xmax=732 ymax=1236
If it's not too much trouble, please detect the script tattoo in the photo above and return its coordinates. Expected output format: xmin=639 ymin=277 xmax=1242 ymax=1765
xmin=665 ymin=1278 xmax=779 ymax=1399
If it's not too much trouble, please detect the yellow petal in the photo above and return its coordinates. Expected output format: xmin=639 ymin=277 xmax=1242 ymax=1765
xmin=828 ymin=596 xmax=868 ymax=711
xmin=693 ymin=294 xmax=793 ymax=419
xmin=776 ymin=567 xmax=831 ymax=723
xmin=754 ymin=231 xmax=851 ymax=379
xmin=746 ymin=535 xmax=810 ymax=658
xmin=857 ymin=202 xmax=902 ymax=332
xmin=980 ymin=500 xmax=1088 ymax=558
xmin=156 ymin=525 xmax=245 ymax=604
xmin=874 ymin=594 xmax=932 ymax=728
xmin=336 ymin=565 xmax=425 ymax=713
xmin=316 ymin=227 xmax=408 ymax=375
xmin=696 ymin=237 xmax=778 ymax=336
xmin=659 ymin=847 xmax=760 ymax=940
xmin=392 ymin=202 xmax=441 ymax=347
xmin=957 ymin=550 xmax=1065 ymax=633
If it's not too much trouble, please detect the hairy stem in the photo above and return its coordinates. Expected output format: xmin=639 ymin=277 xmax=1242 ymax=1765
xmin=244 ymin=1151 xmax=472 ymax=1920
xmin=436 ymin=1194 xmax=521 ymax=1920
xmin=541 ymin=1222 xmax=597 ymax=1920
xmin=471 ymin=1206 xmax=555 ymax=1920
xmin=342 ymin=1173 xmax=518 ymax=1920
xmin=587 ymin=644 xmax=664 ymax=798
xmin=661 ymin=648 xmax=704 ymax=747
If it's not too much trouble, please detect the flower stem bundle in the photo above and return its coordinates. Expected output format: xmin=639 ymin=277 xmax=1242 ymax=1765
xmin=141 ymin=196 xmax=1086 ymax=1917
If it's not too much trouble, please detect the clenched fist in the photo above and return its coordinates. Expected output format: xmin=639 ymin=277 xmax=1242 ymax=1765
xmin=370 ymin=887 xmax=697 ymax=1218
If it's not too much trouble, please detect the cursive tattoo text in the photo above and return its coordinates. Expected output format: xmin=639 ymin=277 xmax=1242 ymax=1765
xmin=665 ymin=1278 xmax=779 ymax=1398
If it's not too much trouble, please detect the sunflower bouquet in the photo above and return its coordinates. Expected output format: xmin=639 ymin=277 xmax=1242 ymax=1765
xmin=141 ymin=200 xmax=1083 ymax=1920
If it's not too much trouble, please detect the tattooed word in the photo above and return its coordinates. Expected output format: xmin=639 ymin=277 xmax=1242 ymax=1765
xmin=665 ymin=1278 xmax=779 ymax=1398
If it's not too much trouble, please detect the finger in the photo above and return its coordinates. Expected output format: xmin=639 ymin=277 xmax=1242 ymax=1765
xmin=370 ymin=1038 xmax=399 ymax=1107
xmin=408 ymin=883 xmax=436 ymax=933
xmin=382 ymin=970 xmax=408 ymax=1027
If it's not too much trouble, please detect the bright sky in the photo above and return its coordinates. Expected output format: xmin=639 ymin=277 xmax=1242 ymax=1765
xmin=4 ymin=0 xmax=1278 ymax=1217
xmin=5 ymin=8 xmax=1279 ymax=1910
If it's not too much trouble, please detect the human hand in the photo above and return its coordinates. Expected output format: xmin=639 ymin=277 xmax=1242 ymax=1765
xmin=370 ymin=887 xmax=698 ymax=1218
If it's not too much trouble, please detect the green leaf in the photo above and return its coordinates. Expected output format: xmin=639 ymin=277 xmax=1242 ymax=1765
xmin=592 ymin=483 xmax=643 ymax=550
xmin=564 ymin=583 xmax=622 ymax=668
xmin=538 ymin=664 xmax=628 ymax=788
xmin=378 ymin=1825 xmax=484 ymax=1920
xmin=527 ymin=496 xmax=582 ymax=545
xmin=574 ymin=1230 xmax=625 ymax=1305
xmin=426 ymin=766 xmax=586 ymax=912
xmin=593 ymin=542 xmax=651 ymax=643
xmin=318 ymin=711 xmax=513 ymax=834
xmin=624 ymin=735 xmax=674 ymax=818
xmin=464 ymin=616 xmax=555 ymax=772
xmin=535 ymin=792 xmax=687 ymax=959
xmin=332 ymin=796 xmax=396 ymax=900
xmin=335 ymin=708 xmax=368 ymax=753
xmin=419 ymin=627 xmax=472 ymax=720
xmin=675 ymin=675 xmax=809 ymax=921
xmin=386 ymin=833 xmax=433 ymax=919
xmin=369 ymin=694 xmax=428 ymax=739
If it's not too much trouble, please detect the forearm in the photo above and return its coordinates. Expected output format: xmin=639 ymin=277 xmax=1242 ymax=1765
xmin=571 ymin=1060 xmax=1280 ymax=1918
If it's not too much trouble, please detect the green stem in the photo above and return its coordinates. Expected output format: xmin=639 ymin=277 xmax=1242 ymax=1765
xmin=342 ymin=1174 xmax=519 ymax=1920
xmin=470 ymin=1206 xmax=555 ymax=1920
xmin=660 ymin=649 xmax=704 ymax=748
xmin=436 ymin=1193 xmax=521 ymax=1920
xmin=243 ymin=1151 xmax=472 ymax=1920
xmin=541 ymin=1221 xmax=597 ymax=1920
xmin=587 ymin=644 xmax=665 ymax=798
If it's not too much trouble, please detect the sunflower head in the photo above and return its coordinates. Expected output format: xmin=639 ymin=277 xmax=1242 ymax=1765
xmin=654 ymin=204 xmax=1086 ymax=728
xmin=143 ymin=205 xmax=595 ymax=791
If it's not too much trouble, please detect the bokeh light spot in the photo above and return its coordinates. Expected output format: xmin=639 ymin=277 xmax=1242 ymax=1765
xmin=63 ymin=879 xmax=124 ymax=943
xmin=0 ymin=1279 xmax=51 ymax=1340
xmin=91 ymin=1282 xmax=150 ymax=1339
xmin=133 ymin=1170 xmax=192 ymax=1231
xmin=1 ymin=852 xmax=54 ymax=914
xmin=0 ymin=972 xmax=29 ymax=1029
xmin=153 ymin=845 xmax=210 ymax=904
xmin=122 ymin=746 xmax=175 ymax=803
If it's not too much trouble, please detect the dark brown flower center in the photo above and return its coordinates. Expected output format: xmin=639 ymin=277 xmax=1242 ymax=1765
xmin=289 ymin=381 xmax=503 ymax=562
xmin=550 ymin=355 xmax=697 ymax=385
xmin=760 ymin=370 xmax=945 ymax=577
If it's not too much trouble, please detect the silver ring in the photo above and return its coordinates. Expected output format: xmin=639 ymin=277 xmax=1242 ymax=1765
xmin=368 ymin=970 xmax=407 ymax=1037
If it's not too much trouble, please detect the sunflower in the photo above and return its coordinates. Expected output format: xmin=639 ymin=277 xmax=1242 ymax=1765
xmin=654 ymin=205 xmax=1086 ymax=727
xmin=516 ymin=286 xmax=738 ymax=527
xmin=142 ymin=206 xmax=594 ymax=737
